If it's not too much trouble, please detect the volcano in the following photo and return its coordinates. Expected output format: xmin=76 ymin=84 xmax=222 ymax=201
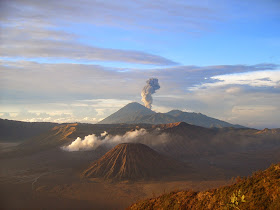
xmin=98 ymin=102 xmax=245 ymax=128
xmin=98 ymin=102 xmax=155 ymax=124
xmin=82 ymin=143 xmax=188 ymax=181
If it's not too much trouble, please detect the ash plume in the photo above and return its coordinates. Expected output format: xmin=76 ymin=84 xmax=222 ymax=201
xmin=141 ymin=78 xmax=160 ymax=109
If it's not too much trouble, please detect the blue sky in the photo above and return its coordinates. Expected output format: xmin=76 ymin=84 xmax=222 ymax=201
xmin=0 ymin=0 xmax=280 ymax=128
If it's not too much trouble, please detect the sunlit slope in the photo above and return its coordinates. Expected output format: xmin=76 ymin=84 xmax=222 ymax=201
xmin=129 ymin=163 xmax=280 ymax=209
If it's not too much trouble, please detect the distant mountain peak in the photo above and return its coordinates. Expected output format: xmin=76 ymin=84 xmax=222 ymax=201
xmin=122 ymin=102 xmax=152 ymax=110
xmin=98 ymin=102 xmax=154 ymax=124
xmin=98 ymin=102 xmax=246 ymax=128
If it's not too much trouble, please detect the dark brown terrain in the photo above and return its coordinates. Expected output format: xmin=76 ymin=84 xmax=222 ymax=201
xmin=82 ymin=143 xmax=188 ymax=181
xmin=0 ymin=118 xmax=57 ymax=142
xmin=0 ymin=118 xmax=280 ymax=209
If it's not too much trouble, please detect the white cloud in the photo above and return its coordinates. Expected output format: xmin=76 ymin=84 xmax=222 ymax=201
xmin=194 ymin=70 xmax=280 ymax=90
xmin=0 ymin=98 xmax=135 ymax=124
xmin=225 ymin=87 xmax=242 ymax=94
xmin=230 ymin=105 xmax=280 ymax=129
xmin=232 ymin=105 xmax=278 ymax=116
xmin=1 ymin=0 xmax=185 ymax=65
xmin=0 ymin=0 xmax=224 ymax=34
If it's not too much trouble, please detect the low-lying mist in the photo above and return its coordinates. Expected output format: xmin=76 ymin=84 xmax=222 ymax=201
xmin=62 ymin=128 xmax=170 ymax=152
xmin=62 ymin=126 xmax=280 ymax=162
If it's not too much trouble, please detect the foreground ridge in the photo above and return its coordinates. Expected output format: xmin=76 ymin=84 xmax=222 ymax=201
xmin=129 ymin=163 xmax=280 ymax=209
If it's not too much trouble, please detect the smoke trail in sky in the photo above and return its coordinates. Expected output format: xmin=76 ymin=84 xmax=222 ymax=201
xmin=141 ymin=78 xmax=160 ymax=109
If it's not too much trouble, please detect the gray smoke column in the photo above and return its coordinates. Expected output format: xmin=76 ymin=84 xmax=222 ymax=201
xmin=141 ymin=78 xmax=160 ymax=109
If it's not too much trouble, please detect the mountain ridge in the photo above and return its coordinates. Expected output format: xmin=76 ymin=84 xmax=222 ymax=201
xmin=0 ymin=118 xmax=58 ymax=142
xmin=98 ymin=102 xmax=245 ymax=128
xmin=129 ymin=162 xmax=280 ymax=209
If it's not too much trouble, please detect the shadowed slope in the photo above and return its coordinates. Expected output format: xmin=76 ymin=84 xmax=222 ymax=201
xmin=0 ymin=118 xmax=57 ymax=142
xmin=82 ymin=143 xmax=188 ymax=181
xmin=167 ymin=110 xmax=245 ymax=128
xmin=150 ymin=122 xmax=218 ymax=159
xmin=0 ymin=124 xmax=78 ymax=158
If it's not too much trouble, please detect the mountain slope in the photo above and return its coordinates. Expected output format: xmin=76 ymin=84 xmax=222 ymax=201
xmin=98 ymin=102 xmax=245 ymax=128
xmin=129 ymin=162 xmax=280 ymax=209
xmin=167 ymin=110 xmax=244 ymax=128
xmin=255 ymin=128 xmax=280 ymax=135
xmin=132 ymin=113 xmax=178 ymax=124
xmin=82 ymin=143 xmax=188 ymax=181
xmin=153 ymin=121 xmax=215 ymax=135
xmin=98 ymin=102 xmax=155 ymax=124
xmin=151 ymin=122 xmax=218 ymax=159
